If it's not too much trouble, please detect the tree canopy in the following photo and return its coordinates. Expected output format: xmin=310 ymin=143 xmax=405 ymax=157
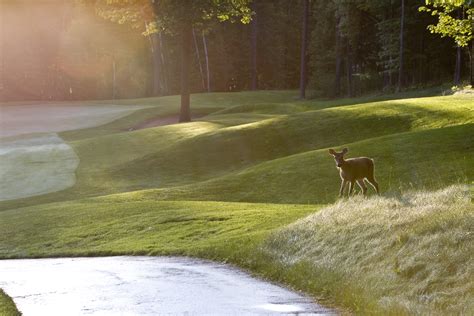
xmin=420 ymin=0 xmax=473 ymax=47
xmin=1 ymin=0 xmax=473 ymax=102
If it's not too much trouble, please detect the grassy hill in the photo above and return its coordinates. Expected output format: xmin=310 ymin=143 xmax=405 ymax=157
xmin=1 ymin=91 xmax=472 ymax=209
xmin=0 ymin=90 xmax=472 ymax=314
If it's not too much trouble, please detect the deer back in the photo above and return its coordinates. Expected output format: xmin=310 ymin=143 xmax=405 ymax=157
xmin=339 ymin=157 xmax=374 ymax=181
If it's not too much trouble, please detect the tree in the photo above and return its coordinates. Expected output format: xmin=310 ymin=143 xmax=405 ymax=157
xmin=334 ymin=12 xmax=343 ymax=96
xmin=299 ymin=0 xmax=310 ymax=99
xmin=202 ymin=31 xmax=211 ymax=92
xmin=150 ymin=32 xmax=165 ymax=95
xmin=373 ymin=0 xmax=398 ymax=90
xmin=192 ymin=28 xmax=206 ymax=91
xmin=250 ymin=1 xmax=258 ymax=90
xmin=397 ymin=0 xmax=405 ymax=92
xmin=420 ymin=0 xmax=474 ymax=85
xmin=96 ymin=0 xmax=252 ymax=122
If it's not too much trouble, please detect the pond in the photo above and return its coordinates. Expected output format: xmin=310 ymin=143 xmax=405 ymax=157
xmin=0 ymin=256 xmax=334 ymax=315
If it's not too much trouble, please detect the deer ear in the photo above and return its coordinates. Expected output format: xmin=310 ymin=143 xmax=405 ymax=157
xmin=328 ymin=149 xmax=336 ymax=155
xmin=342 ymin=148 xmax=348 ymax=154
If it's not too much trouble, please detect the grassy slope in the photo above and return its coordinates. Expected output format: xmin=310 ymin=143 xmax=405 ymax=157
xmin=264 ymin=185 xmax=474 ymax=315
xmin=77 ymin=94 xmax=472 ymax=195
xmin=0 ymin=90 xmax=473 ymax=314
xmin=1 ymin=92 xmax=472 ymax=210
xmin=0 ymin=200 xmax=316 ymax=258
xmin=125 ymin=123 xmax=472 ymax=204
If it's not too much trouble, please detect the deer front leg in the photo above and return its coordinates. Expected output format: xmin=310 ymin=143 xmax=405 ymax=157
xmin=348 ymin=180 xmax=355 ymax=196
xmin=339 ymin=180 xmax=347 ymax=197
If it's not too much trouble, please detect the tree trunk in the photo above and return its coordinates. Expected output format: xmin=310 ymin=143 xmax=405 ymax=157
xmin=388 ymin=55 xmax=393 ymax=87
xmin=334 ymin=16 xmax=342 ymax=97
xmin=454 ymin=45 xmax=462 ymax=85
xmin=346 ymin=42 xmax=353 ymax=97
xmin=388 ymin=0 xmax=394 ymax=88
xmin=397 ymin=0 xmax=405 ymax=92
xmin=470 ymin=39 xmax=474 ymax=86
xmin=151 ymin=33 xmax=162 ymax=96
xmin=159 ymin=33 xmax=169 ymax=94
xmin=202 ymin=31 xmax=211 ymax=93
xmin=193 ymin=28 xmax=206 ymax=91
xmin=112 ymin=57 xmax=116 ymax=99
xmin=179 ymin=21 xmax=192 ymax=123
xmin=250 ymin=0 xmax=258 ymax=90
xmin=149 ymin=0 xmax=164 ymax=96
xmin=299 ymin=0 xmax=309 ymax=99
xmin=454 ymin=9 xmax=462 ymax=86
xmin=419 ymin=30 xmax=424 ymax=85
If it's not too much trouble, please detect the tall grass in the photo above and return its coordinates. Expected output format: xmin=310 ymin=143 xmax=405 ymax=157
xmin=263 ymin=185 xmax=473 ymax=315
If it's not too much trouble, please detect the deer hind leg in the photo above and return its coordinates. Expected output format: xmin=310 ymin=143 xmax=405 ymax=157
xmin=366 ymin=176 xmax=380 ymax=195
xmin=357 ymin=179 xmax=367 ymax=195
xmin=339 ymin=180 xmax=347 ymax=197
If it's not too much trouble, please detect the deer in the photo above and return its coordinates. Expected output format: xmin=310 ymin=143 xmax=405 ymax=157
xmin=328 ymin=148 xmax=379 ymax=197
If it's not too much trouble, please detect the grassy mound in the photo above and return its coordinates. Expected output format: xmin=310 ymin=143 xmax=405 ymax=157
xmin=263 ymin=185 xmax=473 ymax=315
xmin=109 ymin=123 xmax=473 ymax=204
xmin=103 ymin=94 xmax=472 ymax=194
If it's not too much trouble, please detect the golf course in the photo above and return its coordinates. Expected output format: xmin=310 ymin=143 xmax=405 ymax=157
xmin=0 ymin=90 xmax=473 ymax=315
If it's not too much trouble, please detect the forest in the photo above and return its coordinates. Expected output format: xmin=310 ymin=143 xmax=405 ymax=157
xmin=0 ymin=0 xmax=472 ymax=104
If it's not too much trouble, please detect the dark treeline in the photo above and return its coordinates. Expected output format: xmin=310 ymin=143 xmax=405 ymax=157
xmin=309 ymin=0 xmax=471 ymax=97
xmin=0 ymin=0 xmax=471 ymax=101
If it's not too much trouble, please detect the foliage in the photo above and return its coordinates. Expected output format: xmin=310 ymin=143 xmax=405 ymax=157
xmin=420 ymin=0 xmax=474 ymax=47
xmin=95 ymin=0 xmax=253 ymax=35
xmin=308 ymin=0 xmax=472 ymax=96
xmin=3 ymin=0 xmax=473 ymax=100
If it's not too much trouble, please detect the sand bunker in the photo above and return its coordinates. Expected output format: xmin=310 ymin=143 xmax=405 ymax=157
xmin=0 ymin=103 xmax=147 ymax=200
xmin=0 ymin=134 xmax=79 ymax=201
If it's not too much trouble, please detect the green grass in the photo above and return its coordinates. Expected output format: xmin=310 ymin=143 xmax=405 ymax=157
xmin=51 ymin=94 xmax=474 ymax=199
xmin=0 ymin=200 xmax=316 ymax=258
xmin=0 ymin=89 xmax=473 ymax=314
xmin=120 ymin=123 xmax=472 ymax=204
xmin=1 ymin=92 xmax=472 ymax=210
xmin=0 ymin=290 xmax=20 ymax=316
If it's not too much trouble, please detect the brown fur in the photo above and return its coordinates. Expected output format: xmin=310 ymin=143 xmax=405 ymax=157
xmin=328 ymin=148 xmax=379 ymax=197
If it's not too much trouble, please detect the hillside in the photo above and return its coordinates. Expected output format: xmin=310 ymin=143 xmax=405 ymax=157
xmin=1 ymin=91 xmax=472 ymax=210
xmin=0 ymin=90 xmax=472 ymax=314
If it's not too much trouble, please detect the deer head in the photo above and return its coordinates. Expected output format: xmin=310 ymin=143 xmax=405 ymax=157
xmin=328 ymin=148 xmax=348 ymax=168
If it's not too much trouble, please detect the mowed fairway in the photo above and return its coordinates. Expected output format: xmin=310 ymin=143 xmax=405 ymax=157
xmin=0 ymin=90 xmax=473 ymax=314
